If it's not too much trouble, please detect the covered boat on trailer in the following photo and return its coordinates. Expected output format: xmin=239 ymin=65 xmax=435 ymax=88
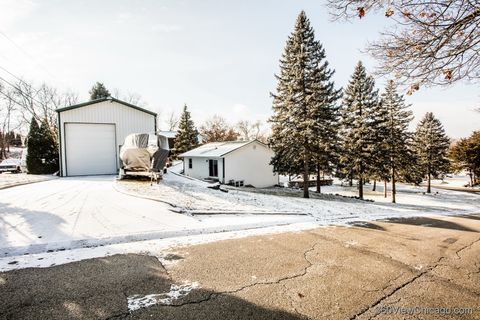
xmin=118 ymin=133 xmax=170 ymax=183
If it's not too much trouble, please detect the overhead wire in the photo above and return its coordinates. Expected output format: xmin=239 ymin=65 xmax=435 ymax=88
xmin=0 ymin=30 xmax=57 ymax=80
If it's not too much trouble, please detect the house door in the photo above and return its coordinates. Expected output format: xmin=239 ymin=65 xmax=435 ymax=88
xmin=208 ymin=159 xmax=218 ymax=177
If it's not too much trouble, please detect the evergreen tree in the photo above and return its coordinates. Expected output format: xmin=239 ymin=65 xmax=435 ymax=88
xmin=39 ymin=119 xmax=59 ymax=174
xmin=89 ymin=82 xmax=111 ymax=100
xmin=269 ymin=11 xmax=340 ymax=198
xmin=26 ymin=118 xmax=59 ymax=174
xmin=413 ymin=112 xmax=450 ymax=193
xmin=339 ymin=61 xmax=379 ymax=199
xmin=400 ymin=136 xmax=424 ymax=186
xmin=310 ymin=45 xmax=342 ymax=194
xmin=175 ymin=104 xmax=199 ymax=156
xmin=368 ymin=99 xmax=390 ymax=195
xmin=380 ymin=81 xmax=413 ymax=203
xmin=450 ymin=131 xmax=480 ymax=186
xmin=15 ymin=133 xmax=23 ymax=146
xmin=26 ymin=117 xmax=43 ymax=174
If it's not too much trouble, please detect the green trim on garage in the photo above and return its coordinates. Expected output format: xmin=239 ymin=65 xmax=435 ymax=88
xmin=56 ymin=97 xmax=157 ymax=117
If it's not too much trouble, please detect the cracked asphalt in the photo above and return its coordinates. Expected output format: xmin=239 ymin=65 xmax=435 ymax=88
xmin=1 ymin=214 xmax=479 ymax=319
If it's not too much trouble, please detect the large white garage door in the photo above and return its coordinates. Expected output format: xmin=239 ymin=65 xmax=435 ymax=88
xmin=65 ymin=123 xmax=117 ymax=176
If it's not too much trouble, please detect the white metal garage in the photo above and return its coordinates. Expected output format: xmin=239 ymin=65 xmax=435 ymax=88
xmin=57 ymin=97 xmax=157 ymax=176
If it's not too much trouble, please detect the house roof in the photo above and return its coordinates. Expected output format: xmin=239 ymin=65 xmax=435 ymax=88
xmin=158 ymin=131 xmax=177 ymax=138
xmin=56 ymin=96 xmax=157 ymax=116
xmin=178 ymin=140 xmax=259 ymax=158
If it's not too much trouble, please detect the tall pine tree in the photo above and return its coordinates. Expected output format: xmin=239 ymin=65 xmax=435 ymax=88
xmin=413 ymin=112 xmax=450 ymax=193
xmin=310 ymin=44 xmax=342 ymax=194
xmin=269 ymin=11 xmax=340 ymax=198
xmin=381 ymin=81 xmax=413 ymax=203
xmin=339 ymin=61 xmax=379 ymax=200
xmin=450 ymin=131 xmax=480 ymax=186
xmin=26 ymin=117 xmax=59 ymax=174
xmin=175 ymin=104 xmax=199 ymax=156
xmin=89 ymin=82 xmax=111 ymax=100
xmin=39 ymin=119 xmax=59 ymax=174
xmin=26 ymin=117 xmax=43 ymax=174
xmin=368 ymin=99 xmax=391 ymax=197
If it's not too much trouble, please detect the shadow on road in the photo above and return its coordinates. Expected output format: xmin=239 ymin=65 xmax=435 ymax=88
xmin=0 ymin=254 xmax=305 ymax=320
xmin=380 ymin=216 xmax=478 ymax=232
xmin=348 ymin=221 xmax=386 ymax=231
xmin=453 ymin=214 xmax=480 ymax=221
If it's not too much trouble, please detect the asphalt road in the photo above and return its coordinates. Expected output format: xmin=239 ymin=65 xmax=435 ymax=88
xmin=1 ymin=214 xmax=479 ymax=319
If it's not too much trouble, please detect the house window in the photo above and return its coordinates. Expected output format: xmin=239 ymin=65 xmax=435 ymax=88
xmin=188 ymin=158 xmax=192 ymax=169
xmin=235 ymin=180 xmax=244 ymax=187
xmin=208 ymin=159 xmax=218 ymax=177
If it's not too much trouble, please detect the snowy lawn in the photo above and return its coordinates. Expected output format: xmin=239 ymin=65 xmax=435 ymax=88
xmin=0 ymin=172 xmax=57 ymax=189
xmin=320 ymin=178 xmax=479 ymax=213
xmin=116 ymin=164 xmax=480 ymax=223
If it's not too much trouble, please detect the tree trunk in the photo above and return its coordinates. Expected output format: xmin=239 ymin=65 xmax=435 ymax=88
xmin=359 ymin=177 xmax=364 ymax=199
xmin=372 ymin=180 xmax=376 ymax=191
xmin=384 ymin=180 xmax=387 ymax=198
xmin=391 ymin=167 xmax=396 ymax=203
xmin=427 ymin=167 xmax=431 ymax=193
xmin=359 ymin=163 xmax=364 ymax=200
xmin=303 ymin=155 xmax=309 ymax=199
xmin=349 ymin=175 xmax=353 ymax=187
xmin=316 ymin=164 xmax=321 ymax=193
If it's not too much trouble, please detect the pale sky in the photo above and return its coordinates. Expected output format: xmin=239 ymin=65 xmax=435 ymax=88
xmin=0 ymin=0 xmax=478 ymax=138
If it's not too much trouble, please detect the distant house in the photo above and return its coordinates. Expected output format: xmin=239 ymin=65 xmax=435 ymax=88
xmin=158 ymin=131 xmax=177 ymax=149
xmin=157 ymin=131 xmax=203 ymax=151
xmin=178 ymin=140 xmax=278 ymax=188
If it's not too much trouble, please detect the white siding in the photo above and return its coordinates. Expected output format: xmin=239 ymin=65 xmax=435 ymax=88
xmin=182 ymin=141 xmax=277 ymax=188
xmin=224 ymin=141 xmax=277 ymax=188
xmin=183 ymin=157 xmax=224 ymax=181
xmin=59 ymin=100 xmax=156 ymax=176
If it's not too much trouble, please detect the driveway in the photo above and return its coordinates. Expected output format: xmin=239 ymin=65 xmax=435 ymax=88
xmin=0 ymin=176 xmax=305 ymax=258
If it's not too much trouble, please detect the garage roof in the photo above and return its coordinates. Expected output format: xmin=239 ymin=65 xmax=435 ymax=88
xmin=56 ymin=97 xmax=157 ymax=116
xmin=179 ymin=140 xmax=263 ymax=158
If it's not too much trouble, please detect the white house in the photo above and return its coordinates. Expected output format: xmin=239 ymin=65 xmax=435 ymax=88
xmin=178 ymin=140 xmax=278 ymax=188
xmin=56 ymin=97 xmax=157 ymax=176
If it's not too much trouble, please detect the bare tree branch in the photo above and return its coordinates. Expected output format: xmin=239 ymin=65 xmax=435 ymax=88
xmin=327 ymin=0 xmax=480 ymax=90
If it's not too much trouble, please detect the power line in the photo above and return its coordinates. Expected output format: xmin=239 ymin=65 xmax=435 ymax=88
xmin=0 ymin=64 xmax=45 ymax=101
xmin=0 ymin=30 xmax=57 ymax=80
xmin=0 ymin=65 xmax=28 ymax=85
xmin=0 ymin=89 xmax=31 ymax=110
xmin=0 ymin=75 xmax=44 ymax=107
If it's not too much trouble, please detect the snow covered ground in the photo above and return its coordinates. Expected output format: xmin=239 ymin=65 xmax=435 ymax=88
xmin=0 ymin=172 xmax=56 ymax=189
xmin=2 ymin=146 xmax=24 ymax=159
xmin=0 ymin=165 xmax=478 ymax=272
xmin=0 ymin=176 xmax=309 ymax=271
xmin=428 ymin=174 xmax=479 ymax=190
xmin=117 ymin=164 xmax=480 ymax=223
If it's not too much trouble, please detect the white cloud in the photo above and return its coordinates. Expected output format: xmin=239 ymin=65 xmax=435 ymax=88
xmin=232 ymin=103 xmax=248 ymax=114
xmin=0 ymin=0 xmax=37 ymax=30
xmin=149 ymin=24 xmax=182 ymax=33
xmin=115 ymin=12 xmax=133 ymax=24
